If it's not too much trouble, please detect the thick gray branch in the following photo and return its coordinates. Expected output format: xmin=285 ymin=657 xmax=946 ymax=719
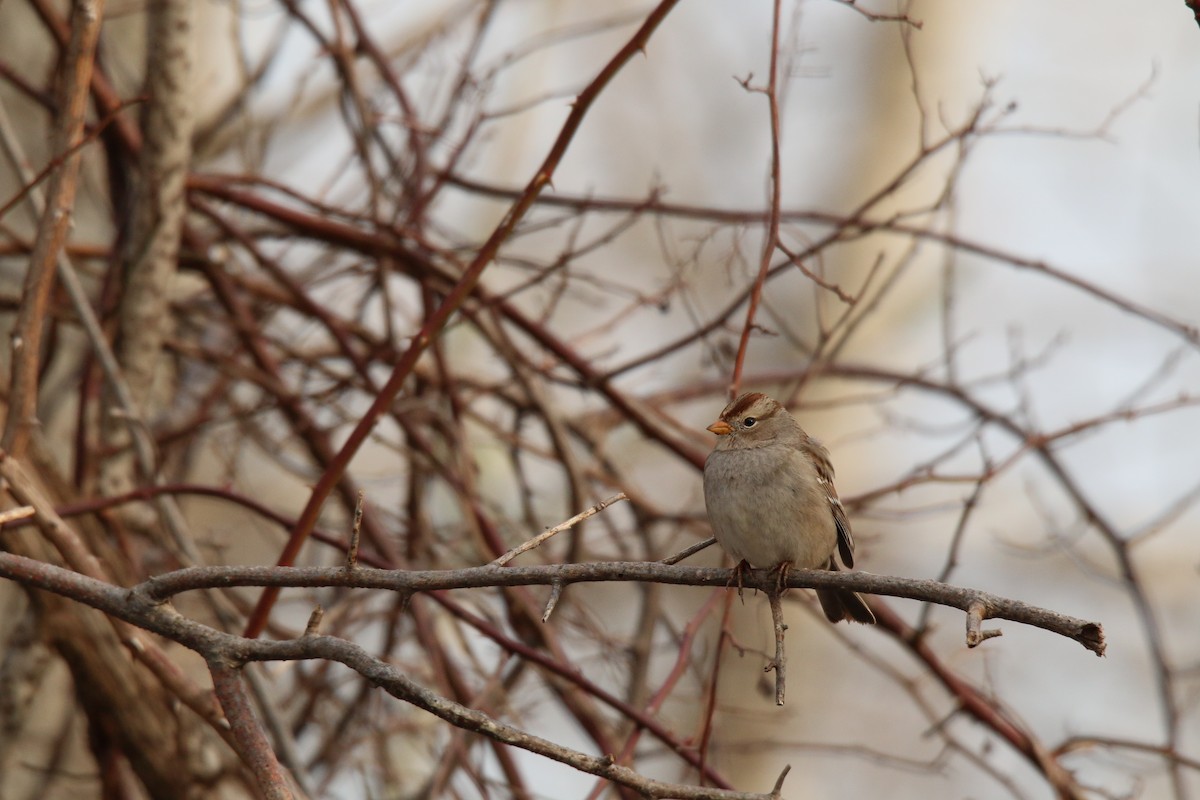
xmin=0 ymin=552 xmax=786 ymax=800
xmin=134 ymin=560 xmax=1105 ymax=655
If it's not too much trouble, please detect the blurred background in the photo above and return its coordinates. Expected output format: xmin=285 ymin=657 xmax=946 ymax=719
xmin=1 ymin=1 xmax=1198 ymax=798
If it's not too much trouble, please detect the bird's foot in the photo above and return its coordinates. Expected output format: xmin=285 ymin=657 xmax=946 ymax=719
xmin=773 ymin=561 xmax=793 ymax=596
xmin=728 ymin=559 xmax=752 ymax=601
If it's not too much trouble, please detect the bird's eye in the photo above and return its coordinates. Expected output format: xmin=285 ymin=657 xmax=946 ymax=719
xmin=742 ymin=416 xmax=757 ymax=427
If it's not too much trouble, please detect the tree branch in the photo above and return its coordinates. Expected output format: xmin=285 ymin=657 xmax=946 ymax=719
xmin=0 ymin=552 xmax=1102 ymax=655
xmin=0 ymin=551 xmax=788 ymax=800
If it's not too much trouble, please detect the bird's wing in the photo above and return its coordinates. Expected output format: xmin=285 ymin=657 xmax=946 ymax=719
xmin=806 ymin=435 xmax=855 ymax=568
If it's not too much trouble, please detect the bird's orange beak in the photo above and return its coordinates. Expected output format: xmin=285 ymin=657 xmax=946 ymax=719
xmin=706 ymin=420 xmax=733 ymax=436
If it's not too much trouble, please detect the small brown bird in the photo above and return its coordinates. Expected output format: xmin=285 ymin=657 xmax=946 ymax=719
xmin=703 ymin=392 xmax=875 ymax=624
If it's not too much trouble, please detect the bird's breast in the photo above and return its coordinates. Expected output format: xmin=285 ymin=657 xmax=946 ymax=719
xmin=703 ymin=447 xmax=837 ymax=570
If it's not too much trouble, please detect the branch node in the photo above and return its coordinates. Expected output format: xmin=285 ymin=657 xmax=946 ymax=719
xmin=1079 ymin=622 xmax=1107 ymax=657
xmin=965 ymin=599 xmax=1002 ymax=647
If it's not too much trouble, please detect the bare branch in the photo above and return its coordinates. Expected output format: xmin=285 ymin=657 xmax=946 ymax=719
xmin=0 ymin=552 xmax=784 ymax=800
xmin=0 ymin=556 xmax=1097 ymax=656
xmin=493 ymin=492 xmax=628 ymax=566
xmin=209 ymin=661 xmax=295 ymax=800
xmin=2 ymin=0 xmax=104 ymax=455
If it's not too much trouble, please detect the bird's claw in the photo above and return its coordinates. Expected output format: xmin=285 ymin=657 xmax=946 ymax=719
xmin=728 ymin=559 xmax=751 ymax=600
xmin=773 ymin=561 xmax=792 ymax=596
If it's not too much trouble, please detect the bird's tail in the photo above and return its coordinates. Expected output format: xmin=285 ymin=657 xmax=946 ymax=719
xmin=818 ymin=560 xmax=876 ymax=624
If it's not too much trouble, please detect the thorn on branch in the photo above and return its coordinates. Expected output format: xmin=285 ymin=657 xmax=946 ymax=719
xmin=304 ymin=605 xmax=324 ymax=637
xmin=966 ymin=599 xmax=1002 ymax=647
xmin=770 ymin=764 xmax=792 ymax=797
xmin=345 ymin=490 xmax=364 ymax=569
xmin=735 ymin=72 xmax=764 ymax=93
xmin=542 ymin=581 xmax=564 ymax=623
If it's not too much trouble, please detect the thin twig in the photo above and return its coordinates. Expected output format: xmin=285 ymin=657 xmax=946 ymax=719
xmin=494 ymin=493 xmax=628 ymax=566
xmin=728 ymin=0 xmax=785 ymax=399
xmin=1 ymin=0 xmax=105 ymax=456
xmin=345 ymin=491 xmax=364 ymax=569
xmin=0 ymin=505 xmax=35 ymax=527
xmin=661 ymin=536 xmax=716 ymax=565
xmin=0 ymin=71 xmax=201 ymax=566
xmin=766 ymin=589 xmax=787 ymax=705
xmin=242 ymin=0 xmax=687 ymax=638
xmin=209 ymin=661 xmax=295 ymax=800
